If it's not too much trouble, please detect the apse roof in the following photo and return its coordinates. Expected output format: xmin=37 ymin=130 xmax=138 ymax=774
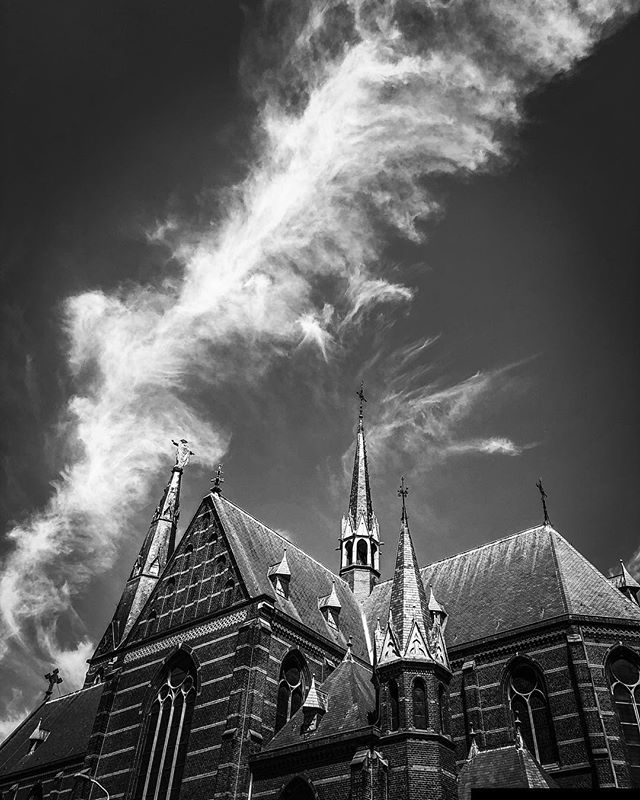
xmin=212 ymin=494 xmax=369 ymax=661
xmin=262 ymin=656 xmax=375 ymax=752
xmin=363 ymin=525 xmax=640 ymax=650
xmin=0 ymin=684 xmax=104 ymax=779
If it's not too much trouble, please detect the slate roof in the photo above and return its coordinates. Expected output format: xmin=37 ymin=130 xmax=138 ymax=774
xmin=363 ymin=525 xmax=640 ymax=650
xmin=212 ymin=494 xmax=369 ymax=661
xmin=458 ymin=744 xmax=557 ymax=798
xmin=0 ymin=684 xmax=104 ymax=779
xmin=262 ymin=657 xmax=376 ymax=753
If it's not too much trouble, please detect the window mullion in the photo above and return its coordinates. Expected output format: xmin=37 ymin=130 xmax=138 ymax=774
xmin=152 ymin=691 xmax=177 ymax=800
xmin=165 ymin=690 xmax=189 ymax=799
xmin=141 ymin=700 xmax=165 ymax=800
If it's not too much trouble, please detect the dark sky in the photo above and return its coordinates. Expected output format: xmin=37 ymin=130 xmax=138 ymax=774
xmin=1 ymin=1 xmax=639 ymax=725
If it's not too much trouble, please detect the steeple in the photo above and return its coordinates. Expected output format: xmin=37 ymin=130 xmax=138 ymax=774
xmin=378 ymin=478 xmax=449 ymax=668
xmin=340 ymin=383 xmax=380 ymax=603
xmin=89 ymin=440 xmax=191 ymax=661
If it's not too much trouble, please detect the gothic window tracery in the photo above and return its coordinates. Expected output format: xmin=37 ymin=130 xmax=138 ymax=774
xmin=607 ymin=648 xmax=640 ymax=785
xmin=133 ymin=653 xmax=197 ymax=800
xmin=413 ymin=678 xmax=428 ymax=729
xmin=506 ymin=659 xmax=557 ymax=765
xmin=275 ymin=652 xmax=307 ymax=732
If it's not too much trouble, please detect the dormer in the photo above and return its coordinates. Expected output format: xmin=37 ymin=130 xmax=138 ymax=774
xmin=302 ymin=675 xmax=328 ymax=732
xmin=27 ymin=720 xmax=50 ymax=755
xmin=318 ymin=581 xmax=341 ymax=630
xmin=268 ymin=549 xmax=291 ymax=599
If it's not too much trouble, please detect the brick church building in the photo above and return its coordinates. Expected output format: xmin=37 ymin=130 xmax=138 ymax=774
xmin=2 ymin=398 xmax=640 ymax=799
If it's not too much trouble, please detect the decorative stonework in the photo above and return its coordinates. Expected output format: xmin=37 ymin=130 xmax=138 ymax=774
xmin=123 ymin=610 xmax=248 ymax=663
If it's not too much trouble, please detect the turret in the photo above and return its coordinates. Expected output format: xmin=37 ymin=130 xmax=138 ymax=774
xmin=87 ymin=439 xmax=192 ymax=667
xmin=339 ymin=384 xmax=380 ymax=602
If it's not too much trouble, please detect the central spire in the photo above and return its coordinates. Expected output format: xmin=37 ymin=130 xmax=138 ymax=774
xmin=340 ymin=383 xmax=380 ymax=603
xmin=348 ymin=382 xmax=374 ymax=530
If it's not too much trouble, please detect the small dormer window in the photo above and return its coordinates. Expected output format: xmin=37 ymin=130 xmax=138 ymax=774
xmin=268 ymin=550 xmax=291 ymax=600
xmin=322 ymin=607 xmax=340 ymax=630
xmin=318 ymin=581 xmax=341 ymax=631
xmin=27 ymin=720 xmax=50 ymax=755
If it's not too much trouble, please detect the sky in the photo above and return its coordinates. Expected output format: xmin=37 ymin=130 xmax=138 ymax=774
xmin=1 ymin=0 xmax=639 ymax=738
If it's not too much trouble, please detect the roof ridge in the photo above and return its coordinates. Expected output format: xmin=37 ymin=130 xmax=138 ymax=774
xmin=44 ymin=683 xmax=103 ymax=705
xmin=371 ymin=525 xmax=549 ymax=590
xmin=215 ymin=495 xmax=349 ymax=589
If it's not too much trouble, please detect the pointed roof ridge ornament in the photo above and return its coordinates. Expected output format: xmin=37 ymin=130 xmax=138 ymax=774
xmin=211 ymin=464 xmax=224 ymax=495
xmin=44 ymin=668 xmax=63 ymax=700
xmin=343 ymin=635 xmax=354 ymax=662
xmin=357 ymin=381 xmax=367 ymax=420
xmin=303 ymin=673 xmax=328 ymax=713
xmin=468 ymin=725 xmax=480 ymax=759
xmin=398 ymin=475 xmax=409 ymax=524
xmin=536 ymin=478 xmax=551 ymax=527
xmin=268 ymin=548 xmax=291 ymax=578
xmin=428 ymin=585 xmax=444 ymax=614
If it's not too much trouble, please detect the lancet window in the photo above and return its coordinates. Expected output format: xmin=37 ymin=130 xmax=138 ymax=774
xmin=275 ymin=651 xmax=307 ymax=732
xmin=133 ymin=652 xmax=197 ymax=800
xmin=413 ymin=678 xmax=428 ymax=729
xmin=506 ymin=659 xmax=557 ymax=765
xmin=388 ymin=679 xmax=399 ymax=731
xmin=607 ymin=648 xmax=640 ymax=785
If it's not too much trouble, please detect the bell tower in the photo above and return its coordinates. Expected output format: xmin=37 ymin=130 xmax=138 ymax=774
xmin=339 ymin=384 xmax=380 ymax=603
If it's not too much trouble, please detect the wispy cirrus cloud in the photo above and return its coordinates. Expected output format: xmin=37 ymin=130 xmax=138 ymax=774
xmin=1 ymin=0 xmax=638 ymax=727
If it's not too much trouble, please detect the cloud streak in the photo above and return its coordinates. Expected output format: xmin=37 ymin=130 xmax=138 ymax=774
xmin=1 ymin=0 xmax=638 ymax=721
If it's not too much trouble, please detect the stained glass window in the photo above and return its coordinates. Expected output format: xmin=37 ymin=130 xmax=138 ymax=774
xmin=507 ymin=660 xmax=557 ymax=765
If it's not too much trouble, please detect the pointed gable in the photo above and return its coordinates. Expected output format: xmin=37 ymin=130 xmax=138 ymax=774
xmin=387 ymin=513 xmax=431 ymax=652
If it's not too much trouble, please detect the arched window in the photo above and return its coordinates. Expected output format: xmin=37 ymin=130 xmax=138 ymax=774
xmin=223 ymin=579 xmax=235 ymax=607
xmin=183 ymin=544 xmax=193 ymax=571
xmin=607 ymin=649 xmax=640 ymax=785
xmin=188 ymin=572 xmax=200 ymax=605
xmin=133 ymin=652 xmax=197 ymax=800
xmin=371 ymin=541 xmax=378 ymax=569
xmin=438 ymin=684 xmax=449 ymax=735
xmin=356 ymin=539 xmax=368 ymax=565
xmin=507 ymin=659 xmax=558 ymax=765
xmin=345 ymin=540 xmax=353 ymax=566
xmin=389 ymin=679 xmax=399 ymax=731
xmin=144 ymin=609 xmax=157 ymax=638
xmin=413 ymin=679 xmax=428 ymax=729
xmin=275 ymin=652 xmax=306 ymax=732
xmin=280 ymin=777 xmax=315 ymax=800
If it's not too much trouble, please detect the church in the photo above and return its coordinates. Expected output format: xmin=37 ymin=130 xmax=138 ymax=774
xmin=2 ymin=395 xmax=640 ymax=799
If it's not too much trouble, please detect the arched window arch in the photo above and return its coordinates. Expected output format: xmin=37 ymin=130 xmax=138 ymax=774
xmin=223 ymin=579 xmax=235 ymax=607
xmin=275 ymin=651 xmax=307 ymax=732
xmin=133 ymin=651 xmax=197 ymax=800
xmin=607 ymin=648 xmax=640 ymax=785
xmin=506 ymin=658 xmax=558 ymax=765
xmin=356 ymin=539 xmax=368 ymax=565
xmin=413 ymin=678 xmax=428 ymax=729
xmin=183 ymin=544 xmax=193 ymax=571
xmin=345 ymin=540 xmax=353 ymax=566
xmin=279 ymin=777 xmax=316 ymax=800
xmin=388 ymin=679 xmax=399 ymax=731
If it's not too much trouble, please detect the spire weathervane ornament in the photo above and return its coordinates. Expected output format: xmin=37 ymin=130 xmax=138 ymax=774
xmin=172 ymin=438 xmax=194 ymax=469
xmin=44 ymin=668 xmax=63 ymax=700
xmin=211 ymin=464 xmax=224 ymax=495
xmin=398 ymin=476 xmax=409 ymax=522
xmin=356 ymin=381 xmax=367 ymax=419
xmin=536 ymin=478 xmax=551 ymax=526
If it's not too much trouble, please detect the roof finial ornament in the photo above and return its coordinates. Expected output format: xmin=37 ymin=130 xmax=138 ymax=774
xmin=172 ymin=438 xmax=194 ymax=469
xmin=536 ymin=478 xmax=551 ymax=526
xmin=514 ymin=711 xmax=525 ymax=750
xmin=468 ymin=725 xmax=480 ymax=759
xmin=398 ymin=476 xmax=409 ymax=523
xmin=344 ymin=635 xmax=354 ymax=662
xmin=211 ymin=464 xmax=224 ymax=495
xmin=356 ymin=381 xmax=367 ymax=420
xmin=44 ymin=668 xmax=63 ymax=700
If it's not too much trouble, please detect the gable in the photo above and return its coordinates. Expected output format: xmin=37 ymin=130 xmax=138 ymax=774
xmin=126 ymin=497 xmax=247 ymax=645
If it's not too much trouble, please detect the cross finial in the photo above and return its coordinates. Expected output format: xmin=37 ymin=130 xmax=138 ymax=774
xmin=44 ymin=668 xmax=63 ymax=699
xmin=211 ymin=464 xmax=224 ymax=495
xmin=398 ymin=475 xmax=409 ymax=522
xmin=356 ymin=381 xmax=367 ymax=419
xmin=536 ymin=478 xmax=551 ymax=526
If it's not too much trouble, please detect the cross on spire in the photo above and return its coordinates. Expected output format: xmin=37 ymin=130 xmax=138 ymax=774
xmin=536 ymin=478 xmax=551 ymax=526
xmin=211 ymin=464 xmax=224 ymax=495
xmin=398 ymin=476 xmax=409 ymax=522
xmin=44 ymin=668 xmax=63 ymax=699
xmin=356 ymin=381 xmax=367 ymax=419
